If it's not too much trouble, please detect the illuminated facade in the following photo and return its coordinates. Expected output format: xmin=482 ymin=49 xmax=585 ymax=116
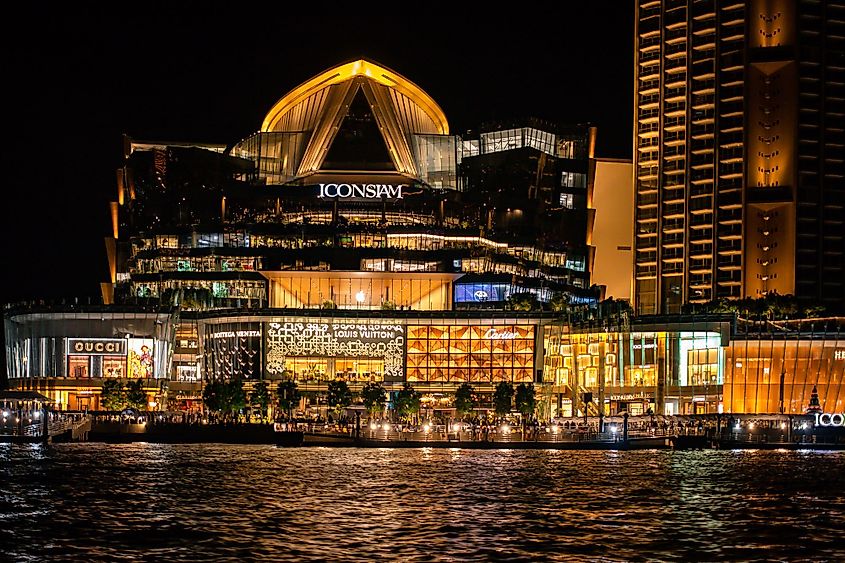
xmin=3 ymin=308 xmax=175 ymax=411
xmin=542 ymin=315 xmax=845 ymax=416
xmin=589 ymin=158 xmax=634 ymax=300
xmin=634 ymin=0 xmax=845 ymax=314
xmin=108 ymin=59 xmax=598 ymax=314
xmin=5 ymin=305 xmax=844 ymax=416
xmin=5 ymin=57 xmax=843 ymax=416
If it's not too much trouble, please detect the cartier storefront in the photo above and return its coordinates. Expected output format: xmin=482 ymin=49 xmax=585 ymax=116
xmin=195 ymin=312 xmax=545 ymax=392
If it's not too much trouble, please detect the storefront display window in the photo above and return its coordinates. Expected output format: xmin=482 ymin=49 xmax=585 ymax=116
xmin=406 ymin=325 xmax=534 ymax=383
xmin=265 ymin=321 xmax=404 ymax=381
xmin=68 ymin=356 xmax=90 ymax=378
xmin=127 ymin=338 xmax=155 ymax=378
xmin=102 ymin=357 xmax=125 ymax=378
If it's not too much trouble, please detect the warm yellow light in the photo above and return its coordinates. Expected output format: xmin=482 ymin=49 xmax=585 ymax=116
xmin=261 ymin=59 xmax=449 ymax=134
xmin=110 ymin=202 xmax=119 ymax=239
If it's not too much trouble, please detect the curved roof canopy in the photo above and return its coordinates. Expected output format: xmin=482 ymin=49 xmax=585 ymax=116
xmin=261 ymin=59 xmax=448 ymax=134
xmin=258 ymin=59 xmax=449 ymax=179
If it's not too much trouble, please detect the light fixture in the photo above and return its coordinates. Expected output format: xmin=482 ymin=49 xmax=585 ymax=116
xmin=355 ymin=290 xmax=366 ymax=303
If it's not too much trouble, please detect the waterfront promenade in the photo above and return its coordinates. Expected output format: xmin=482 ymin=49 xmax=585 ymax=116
xmin=41 ymin=412 xmax=843 ymax=450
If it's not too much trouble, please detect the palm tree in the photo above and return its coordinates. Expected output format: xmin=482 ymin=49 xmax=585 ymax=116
xmin=454 ymin=383 xmax=476 ymax=418
xmin=395 ymin=383 xmax=421 ymax=423
xmin=326 ymin=380 xmax=353 ymax=416
xmin=492 ymin=381 xmax=514 ymax=419
xmin=515 ymin=383 xmax=536 ymax=431
xmin=101 ymin=379 xmax=126 ymax=411
xmin=360 ymin=382 xmax=387 ymax=417
xmin=250 ymin=380 xmax=270 ymax=422
xmin=125 ymin=379 xmax=148 ymax=410
xmin=276 ymin=380 xmax=300 ymax=420
xmin=202 ymin=381 xmax=222 ymax=416
xmin=226 ymin=379 xmax=247 ymax=422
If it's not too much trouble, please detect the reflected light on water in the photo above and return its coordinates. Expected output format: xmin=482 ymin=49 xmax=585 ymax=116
xmin=0 ymin=445 xmax=844 ymax=560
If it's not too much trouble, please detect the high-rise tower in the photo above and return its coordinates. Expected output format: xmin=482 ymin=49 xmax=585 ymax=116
xmin=633 ymin=0 xmax=845 ymax=314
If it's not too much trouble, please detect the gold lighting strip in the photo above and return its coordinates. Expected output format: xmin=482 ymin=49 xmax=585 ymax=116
xmin=261 ymin=59 xmax=449 ymax=135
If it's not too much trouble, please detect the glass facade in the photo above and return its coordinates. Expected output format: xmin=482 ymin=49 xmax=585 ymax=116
xmin=5 ymin=306 xmax=845 ymax=415
xmin=406 ymin=325 xmax=535 ymax=384
xmin=230 ymin=131 xmax=310 ymax=185
xmin=265 ymin=272 xmax=456 ymax=311
xmin=412 ymin=134 xmax=459 ymax=190
xmin=725 ymin=337 xmax=845 ymax=415
xmin=542 ymin=323 xmax=729 ymax=416
xmin=263 ymin=319 xmax=405 ymax=382
xmin=465 ymin=127 xmax=586 ymax=160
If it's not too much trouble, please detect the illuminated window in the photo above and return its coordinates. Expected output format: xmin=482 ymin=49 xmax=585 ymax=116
xmin=561 ymin=172 xmax=586 ymax=188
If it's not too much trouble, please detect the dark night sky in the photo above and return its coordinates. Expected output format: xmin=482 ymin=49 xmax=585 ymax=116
xmin=0 ymin=3 xmax=634 ymax=305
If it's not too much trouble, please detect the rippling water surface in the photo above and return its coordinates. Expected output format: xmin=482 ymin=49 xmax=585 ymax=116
xmin=2 ymin=444 xmax=845 ymax=561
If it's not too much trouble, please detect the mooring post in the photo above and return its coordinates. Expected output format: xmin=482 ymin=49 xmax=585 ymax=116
xmin=623 ymin=412 xmax=629 ymax=448
xmin=41 ymin=406 xmax=49 ymax=443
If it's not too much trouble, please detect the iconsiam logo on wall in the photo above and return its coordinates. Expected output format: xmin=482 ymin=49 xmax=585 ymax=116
xmin=265 ymin=321 xmax=405 ymax=379
xmin=815 ymin=413 xmax=845 ymax=427
xmin=318 ymin=183 xmax=404 ymax=200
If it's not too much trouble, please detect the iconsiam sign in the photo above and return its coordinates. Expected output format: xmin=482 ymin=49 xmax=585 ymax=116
xmin=318 ymin=183 xmax=404 ymax=200
xmin=815 ymin=413 xmax=845 ymax=427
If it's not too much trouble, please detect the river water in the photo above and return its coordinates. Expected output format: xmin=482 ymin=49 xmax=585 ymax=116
xmin=2 ymin=444 xmax=844 ymax=561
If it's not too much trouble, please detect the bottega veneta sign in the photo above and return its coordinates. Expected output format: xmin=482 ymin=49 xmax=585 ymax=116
xmin=318 ymin=183 xmax=404 ymax=199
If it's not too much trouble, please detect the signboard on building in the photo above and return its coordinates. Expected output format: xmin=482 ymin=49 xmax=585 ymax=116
xmin=127 ymin=338 xmax=155 ymax=378
xmin=67 ymin=338 xmax=126 ymax=355
xmin=204 ymin=323 xmax=262 ymax=379
xmin=64 ymin=337 xmax=155 ymax=379
xmin=265 ymin=321 xmax=405 ymax=379
xmin=318 ymin=183 xmax=404 ymax=200
xmin=815 ymin=413 xmax=845 ymax=427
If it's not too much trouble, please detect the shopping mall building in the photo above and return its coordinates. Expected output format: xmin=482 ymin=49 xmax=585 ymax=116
xmin=4 ymin=59 xmax=845 ymax=417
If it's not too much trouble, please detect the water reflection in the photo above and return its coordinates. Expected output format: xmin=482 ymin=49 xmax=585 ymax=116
xmin=1 ymin=445 xmax=844 ymax=561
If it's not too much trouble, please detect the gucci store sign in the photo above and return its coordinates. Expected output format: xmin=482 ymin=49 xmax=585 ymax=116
xmin=67 ymin=338 xmax=126 ymax=355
